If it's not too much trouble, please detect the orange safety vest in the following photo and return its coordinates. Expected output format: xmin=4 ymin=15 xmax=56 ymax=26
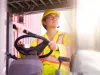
xmin=36 ymin=32 xmax=70 ymax=67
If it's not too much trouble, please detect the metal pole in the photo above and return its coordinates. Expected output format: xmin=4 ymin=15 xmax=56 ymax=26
xmin=6 ymin=9 xmax=13 ymax=75
xmin=6 ymin=12 xmax=9 ymax=75
xmin=0 ymin=0 xmax=7 ymax=75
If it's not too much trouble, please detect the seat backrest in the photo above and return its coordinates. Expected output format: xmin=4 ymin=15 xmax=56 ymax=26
xmin=8 ymin=59 xmax=42 ymax=75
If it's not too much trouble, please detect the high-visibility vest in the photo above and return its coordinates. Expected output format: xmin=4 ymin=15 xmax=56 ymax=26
xmin=18 ymin=30 xmax=71 ymax=75
xmin=30 ymin=30 xmax=71 ymax=67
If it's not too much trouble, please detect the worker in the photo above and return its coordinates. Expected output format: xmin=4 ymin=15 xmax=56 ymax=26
xmin=30 ymin=9 xmax=72 ymax=75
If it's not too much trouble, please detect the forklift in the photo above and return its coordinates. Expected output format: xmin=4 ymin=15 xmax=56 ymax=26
xmin=0 ymin=0 xmax=75 ymax=75
xmin=7 ymin=32 xmax=70 ymax=75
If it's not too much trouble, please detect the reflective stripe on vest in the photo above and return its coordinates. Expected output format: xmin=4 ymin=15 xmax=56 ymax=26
xmin=37 ymin=33 xmax=69 ymax=66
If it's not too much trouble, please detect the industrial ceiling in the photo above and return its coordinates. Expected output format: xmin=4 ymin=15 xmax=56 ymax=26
xmin=8 ymin=0 xmax=75 ymax=14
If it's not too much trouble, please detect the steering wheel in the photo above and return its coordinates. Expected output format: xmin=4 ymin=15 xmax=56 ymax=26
xmin=14 ymin=33 xmax=53 ymax=58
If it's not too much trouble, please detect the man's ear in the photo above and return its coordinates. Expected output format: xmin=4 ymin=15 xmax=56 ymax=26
xmin=43 ymin=21 xmax=46 ymax=25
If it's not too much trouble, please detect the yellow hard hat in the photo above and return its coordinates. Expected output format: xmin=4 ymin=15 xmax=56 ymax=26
xmin=42 ymin=9 xmax=60 ymax=25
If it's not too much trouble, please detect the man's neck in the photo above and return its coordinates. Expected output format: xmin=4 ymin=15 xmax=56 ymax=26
xmin=46 ymin=28 xmax=58 ymax=40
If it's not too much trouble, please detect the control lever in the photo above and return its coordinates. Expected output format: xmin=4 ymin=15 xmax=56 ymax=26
xmin=56 ymin=56 xmax=70 ymax=75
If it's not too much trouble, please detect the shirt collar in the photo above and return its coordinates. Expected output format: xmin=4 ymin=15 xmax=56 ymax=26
xmin=43 ymin=30 xmax=63 ymax=41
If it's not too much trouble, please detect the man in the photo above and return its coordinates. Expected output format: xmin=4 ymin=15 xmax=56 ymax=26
xmin=30 ymin=9 xmax=72 ymax=75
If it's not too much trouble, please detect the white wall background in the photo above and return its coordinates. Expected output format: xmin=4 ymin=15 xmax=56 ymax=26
xmin=77 ymin=0 xmax=100 ymax=50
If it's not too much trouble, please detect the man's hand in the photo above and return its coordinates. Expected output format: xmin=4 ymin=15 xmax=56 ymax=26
xmin=17 ymin=41 xmax=25 ymax=47
xmin=48 ymin=41 xmax=58 ymax=50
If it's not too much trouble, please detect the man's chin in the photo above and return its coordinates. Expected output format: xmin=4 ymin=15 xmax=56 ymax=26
xmin=51 ymin=26 xmax=57 ymax=28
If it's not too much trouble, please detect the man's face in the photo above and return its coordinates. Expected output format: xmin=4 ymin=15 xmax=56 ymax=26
xmin=43 ymin=14 xmax=59 ymax=29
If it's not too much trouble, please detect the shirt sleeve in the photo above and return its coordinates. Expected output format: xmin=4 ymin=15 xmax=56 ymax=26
xmin=57 ymin=33 xmax=72 ymax=58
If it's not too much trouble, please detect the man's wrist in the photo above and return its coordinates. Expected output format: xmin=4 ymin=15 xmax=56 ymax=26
xmin=56 ymin=45 xmax=59 ymax=51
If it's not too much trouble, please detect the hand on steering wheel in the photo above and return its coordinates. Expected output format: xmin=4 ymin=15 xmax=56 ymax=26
xmin=14 ymin=33 xmax=53 ymax=58
xmin=17 ymin=41 xmax=25 ymax=47
xmin=48 ymin=41 xmax=59 ymax=50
